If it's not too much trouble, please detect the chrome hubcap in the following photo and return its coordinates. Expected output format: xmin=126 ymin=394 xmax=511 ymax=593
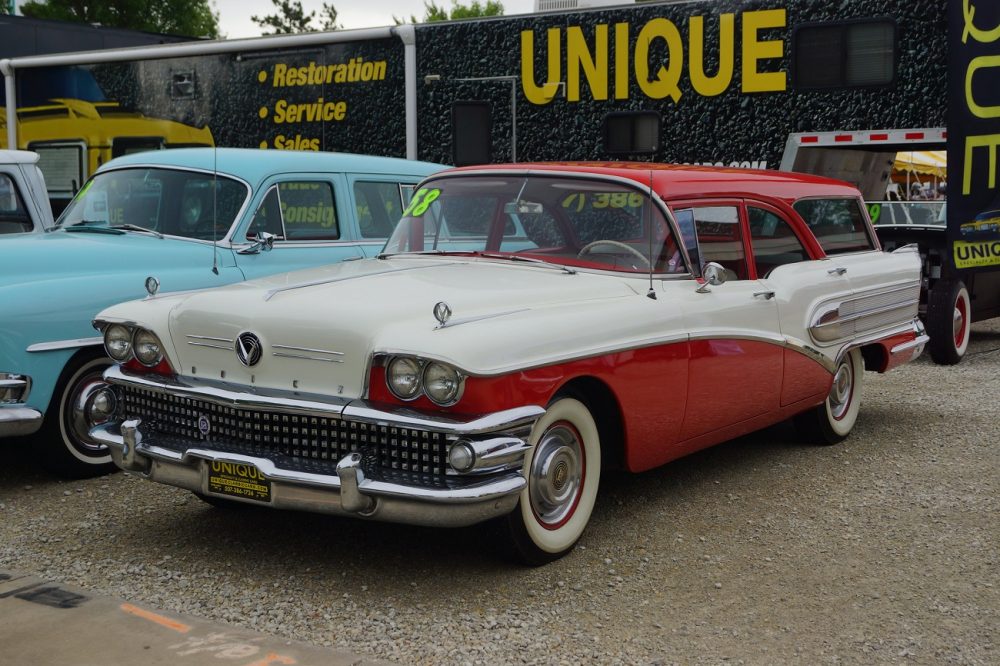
xmin=828 ymin=360 xmax=853 ymax=420
xmin=529 ymin=424 xmax=583 ymax=527
xmin=953 ymin=307 xmax=964 ymax=339
xmin=68 ymin=375 xmax=111 ymax=452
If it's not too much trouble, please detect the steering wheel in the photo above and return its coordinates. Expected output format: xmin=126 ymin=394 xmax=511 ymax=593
xmin=577 ymin=240 xmax=650 ymax=268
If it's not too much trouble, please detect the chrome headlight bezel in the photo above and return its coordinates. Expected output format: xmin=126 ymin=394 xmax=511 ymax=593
xmin=104 ymin=324 xmax=133 ymax=362
xmin=421 ymin=361 xmax=464 ymax=406
xmin=386 ymin=356 xmax=423 ymax=401
xmin=132 ymin=328 xmax=164 ymax=367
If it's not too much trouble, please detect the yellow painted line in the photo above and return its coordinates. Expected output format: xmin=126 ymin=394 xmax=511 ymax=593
xmin=120 ymin=603 xmax=192 ymax=634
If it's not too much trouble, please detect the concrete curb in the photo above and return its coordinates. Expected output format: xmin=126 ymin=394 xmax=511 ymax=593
xmin=0 ymin=570 xmax=392 ymax=666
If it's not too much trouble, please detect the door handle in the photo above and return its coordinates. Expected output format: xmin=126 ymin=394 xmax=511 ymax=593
xmin=828 ymin=267 xmax=847 ymax=276
xmin=753 ymin=290 xmax=775 ymax=300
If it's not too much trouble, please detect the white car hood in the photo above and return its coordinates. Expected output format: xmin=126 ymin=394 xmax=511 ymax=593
xmin=124 ymin=256 xmax=662 ymax=400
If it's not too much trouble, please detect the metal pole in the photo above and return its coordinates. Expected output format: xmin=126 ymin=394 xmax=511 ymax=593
xmin=393 ymin=25 xmax=418 ymax=161
xmin=1 ymin=60 xmax=16 ymax=151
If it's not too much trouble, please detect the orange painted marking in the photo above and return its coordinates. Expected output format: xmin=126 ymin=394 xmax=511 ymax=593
xmin=120 ymin=602 xmax=192 ymax=634
xmin=243 ymin=653 xmax=296 ymax=666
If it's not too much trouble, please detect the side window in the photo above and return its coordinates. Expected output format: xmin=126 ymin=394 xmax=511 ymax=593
xmin=692 ymin=206 xmax=747 ymax=280
xmin=248 ymin=181 xmax=339 ymax=242
xmin=279 ymin=181 xmax=338 ymax=241
xmin=748 ymin=207 xmax=809 ymax=277
xmin=793 ymin=198 xmax=875 ymax=254
xmin=0 ymin=174 xmax=31 ymax=233
xmin=354 ymin=181 xmax=405 ymax=239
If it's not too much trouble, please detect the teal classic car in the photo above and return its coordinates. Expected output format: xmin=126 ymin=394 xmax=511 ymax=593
xmin=0 ymin=148 xmax=443 ymax=477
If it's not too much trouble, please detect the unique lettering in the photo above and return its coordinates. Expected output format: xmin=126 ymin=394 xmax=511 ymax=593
xmin=742 ymin=9 xmax=786 ymax=93
xmin=690 ymin=14 xmax=735 ymax=96
xmin=522 ymin=28 xmax=562 ymax=104
xmin=964 ymin=0 xmax=1000 ymax=44
xmin=963 ymin=134 xmax=1000 ymax=194
xmin=966 ymin=55 xmax=1000 ymax=118
xmin=567 ymin=25 xmax=608 ymax=101
xmin=635 ymin=18 xmax=683 ymax=102
xmin=615 ymin=23 xmax=630 ymax=99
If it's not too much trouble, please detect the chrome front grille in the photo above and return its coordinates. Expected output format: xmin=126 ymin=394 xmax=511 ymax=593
xmin=122 ymin=386 xmax=451 ymax=478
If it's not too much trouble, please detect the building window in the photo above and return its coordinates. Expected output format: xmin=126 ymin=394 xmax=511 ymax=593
xmin=793 ymin=19 xmax=896 ymax=90
xmin=604 ymin=111 xmax=660 ymax=155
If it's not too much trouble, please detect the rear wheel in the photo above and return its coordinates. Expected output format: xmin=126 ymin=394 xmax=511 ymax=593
xmin=38 ymin=355 xmax=115 ymax=479
xmin=794 ymin=348 xmax=864 ymax=445
xmin=506 ymin=397 xmax=601 ymax=566
xmin=926 ymin=279 xmax=971 ymax=365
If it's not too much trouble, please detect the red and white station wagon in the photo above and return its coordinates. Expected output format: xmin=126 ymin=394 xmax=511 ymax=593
xmin=91 ymin=164 xmax=926 ymax=564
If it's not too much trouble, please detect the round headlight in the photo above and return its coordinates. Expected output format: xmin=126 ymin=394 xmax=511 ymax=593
xmin=104 ymin=324 xmax=133 ymax=362
xmin=133 ymin=328 xmax=164 ymax=367
xmin=387 ymin=357 xmax=422 ymax=400
xmin=422 ymin=362 xmax=461 ymax=405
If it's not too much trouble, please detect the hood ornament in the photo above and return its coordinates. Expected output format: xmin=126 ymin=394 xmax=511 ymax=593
xmin=144 ymin=276 xmax=160 ymax=297
xmin=433 ymin=301 xmax=452 ymax=328
xmin=235 ymin=332 xmax=263 ymax=367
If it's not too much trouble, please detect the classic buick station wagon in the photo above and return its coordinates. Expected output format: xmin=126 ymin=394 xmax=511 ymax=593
xmin=91 ymin=164 xmax=926 ymax=564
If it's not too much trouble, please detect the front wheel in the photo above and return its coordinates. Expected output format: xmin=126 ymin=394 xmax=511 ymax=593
xmin=794 ymin=348 xmax=864 ymax=445
xmin=38 ymin=355 xmax=115 ymax=479
xmin=506 ymin=397 xmax=601 ymax=565
xmin=926 ymin=279 xmax=971 ymax=365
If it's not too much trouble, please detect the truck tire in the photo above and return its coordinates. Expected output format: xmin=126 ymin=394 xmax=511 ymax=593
xmin=37 ymin=354 xmax=116 ymax=479
xmin=926 ymin=279 xmax=971 ymax=365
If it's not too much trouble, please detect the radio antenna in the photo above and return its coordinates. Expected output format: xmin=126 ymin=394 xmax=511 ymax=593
xmin=646 ymin=169 xmax=656 ymax=300
xmin=211 ymin=146 xmax=219 ymax=275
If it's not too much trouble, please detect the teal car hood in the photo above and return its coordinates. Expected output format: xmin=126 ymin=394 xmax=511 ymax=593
xmin=0 ymin=229 xmax=234 ymax=288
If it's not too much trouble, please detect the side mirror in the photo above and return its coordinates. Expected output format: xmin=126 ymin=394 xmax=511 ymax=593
xmin=695 ymin=261 xmax=727 ymax=293
xmin=237 ymin=231 xmax=276 ymax=255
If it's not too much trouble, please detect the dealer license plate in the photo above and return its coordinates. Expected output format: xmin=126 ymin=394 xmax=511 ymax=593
xmin=206 ymin=460 xmax=271 ymax=503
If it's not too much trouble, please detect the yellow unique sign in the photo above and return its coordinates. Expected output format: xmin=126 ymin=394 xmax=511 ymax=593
xmin=207 ymin=460 xmax=271 ymax=502
xmin=955 ymin=240 xmax=1000 ymax=268
xmin=521 ymin=9 xmax=787 ymax=105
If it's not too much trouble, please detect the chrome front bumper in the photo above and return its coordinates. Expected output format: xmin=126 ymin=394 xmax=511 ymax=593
xmin=0 ymin=406 xmax=43 ymax=437
xmin=92 ymin=367 xmax=543 ymax=528
xmin=92 ymin=420 xmax=527 ymax=527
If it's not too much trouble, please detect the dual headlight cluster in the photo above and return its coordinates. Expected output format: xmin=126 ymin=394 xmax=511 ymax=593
xmin=104 ymin=324 xmax=165 ymax=367
xmin=386 ymin=356 xmax=464 ymax=406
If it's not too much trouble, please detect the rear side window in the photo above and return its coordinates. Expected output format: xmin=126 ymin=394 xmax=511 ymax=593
xmin=354 ymin=181 xmax=405 ymax=239
xmin=748 ymin=207 xmax=809 ymax=277
xmin=793 ymin=198 xmax=874 ymax=254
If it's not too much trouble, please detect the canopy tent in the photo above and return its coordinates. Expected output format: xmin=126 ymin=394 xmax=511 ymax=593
xmin=893 ymin=150 xmax=947 ymax=178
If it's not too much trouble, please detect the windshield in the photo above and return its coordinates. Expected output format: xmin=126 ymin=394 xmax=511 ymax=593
xmin=55 ymin=168 xmax=248 ymax=240
xmin=383 ymin=174 xmax=686 ymax=274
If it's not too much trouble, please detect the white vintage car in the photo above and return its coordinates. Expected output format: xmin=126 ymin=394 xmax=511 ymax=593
xmin=90 ymin=164 xmax=926 ymax=564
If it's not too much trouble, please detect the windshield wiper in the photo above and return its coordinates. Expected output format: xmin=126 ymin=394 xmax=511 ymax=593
xmin=110 ymin=224 xmax=164 ymax=239
xmin=377 ymin=249 xmax=479 ymax=260
xmin=63 ymin=223 xmax=124 ymax=235
xmin=479 ymin=252 xmax=576 ymax=275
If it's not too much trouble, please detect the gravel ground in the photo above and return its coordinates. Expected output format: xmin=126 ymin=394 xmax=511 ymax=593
xmin=2 ymin=324 xmax=998 ymax=665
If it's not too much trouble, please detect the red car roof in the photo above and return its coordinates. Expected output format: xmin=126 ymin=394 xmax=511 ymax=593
xmin=445 ymin=162 xmax=861 ymax=205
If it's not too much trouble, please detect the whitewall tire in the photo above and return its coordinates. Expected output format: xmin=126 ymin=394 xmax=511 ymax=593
xmin=507 ymin=397 xmax=601 ymax=565
xmin=794 ymin=348 xmax=864 ymax=445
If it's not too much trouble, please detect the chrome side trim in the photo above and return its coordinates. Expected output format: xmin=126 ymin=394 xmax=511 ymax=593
xmin=891 ymin=335 xmax=930 ymax=355
xmin=0 ymin=379 xmax=28 ymax=389
xmin=186 ymin=335 xmax=233 ymax=350
xmin=187 ymin=335 xmax=233 ymax=343
xmin=26 ymin=336 xmax=103 ymax=353
xmin=187 ymin=342 xmax=233 ymax=350
xmin=271 ymin=344 xmax=345 ymax=363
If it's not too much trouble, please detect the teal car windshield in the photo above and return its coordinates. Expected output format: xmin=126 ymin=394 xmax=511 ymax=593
xmin=55 ymin=168 xmax=248 ymax=240
xmin=382 ymin=174 xmax=685 ymax=274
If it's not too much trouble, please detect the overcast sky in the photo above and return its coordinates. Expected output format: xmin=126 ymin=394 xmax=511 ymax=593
xmin=214 ymin=1 xmax=538 ymax=39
